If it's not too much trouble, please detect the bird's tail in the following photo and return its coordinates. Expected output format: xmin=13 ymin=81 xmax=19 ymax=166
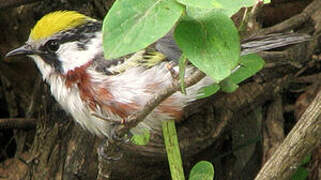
xmin=240 ymin=33 xmax=311 ymax=56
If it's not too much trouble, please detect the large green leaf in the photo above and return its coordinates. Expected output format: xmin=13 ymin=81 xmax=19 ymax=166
xmin=178 ymin=0 xmax=270 ymax=17
xmin=212 ymin=0 xmax=271 ymax=17
xmin=174 ymin=10 xmax=240 ymax=82
xmin=103 ymin=0 xmax=183 ymax=59
xmin=176 ymin=0 xmax=216 ymax=9
xmin=189 ymin=161 xmax=214 ymax=180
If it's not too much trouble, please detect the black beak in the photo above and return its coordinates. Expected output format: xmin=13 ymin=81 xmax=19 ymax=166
xmin=5 ymin=45 xmax=34 ymax=58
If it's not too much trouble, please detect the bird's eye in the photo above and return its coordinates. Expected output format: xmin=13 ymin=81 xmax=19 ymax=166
xmin=45 ymin=40 xmax=60 ymax=52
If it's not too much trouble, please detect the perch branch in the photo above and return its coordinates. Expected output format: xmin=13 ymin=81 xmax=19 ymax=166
xmin=255 ymin=88 xmax=321 ymax=179
xmin=115 ymin=69 xmax=205 ymax=138
xmin=97 ymin=69 xmax=205 ymax=179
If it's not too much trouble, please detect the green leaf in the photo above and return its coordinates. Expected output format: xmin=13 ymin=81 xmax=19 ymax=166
xmin=178 ymin=0 xmax=270 ymax=12
xmin=197 ymin=83 xmax=220 ymax=99
xmin=189 ymin=161 xmax=214 ymax=180
xmin=220 ymin=79 xmax=239 ymax=93
xmin=185 ymin=7 xmax=217 ymax=19
xmin=162 ymin=120 xmax=185 ymax=180
xmin=291 ymin=154 xmax=311 ymax=180
xmin=228 ymin=54 xmax=265 ymax=84
xmin=174 ymin=10 xmax=240 ymax=82
xmin=176 ymin=0 xmax=216 ymax=9
xmin=291 ymin=167 xmax=309 ymax=180
xmin=301 ymin=154 xmax=311 ymax=165
xmin=219 ymin=54 xmax=264 ymax=93
xmin=130 ymin=129 xmax=150 ymax=145
xmin=212 ymin=0 xmax=271 ymax=17
xmin=103 ymin=0 xmax=183 ymax=59
xmin=179 ymin=55 xmax=187 ymax=94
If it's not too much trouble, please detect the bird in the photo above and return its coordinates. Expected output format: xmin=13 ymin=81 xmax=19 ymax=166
xmin=6 ymin=11 xmax=310 ymax=139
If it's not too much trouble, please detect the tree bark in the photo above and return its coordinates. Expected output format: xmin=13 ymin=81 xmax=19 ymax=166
xmin=0 ymin=0 xmax=320 ymax=179
xmin=255 ymin=89 xmax=321 ymax=179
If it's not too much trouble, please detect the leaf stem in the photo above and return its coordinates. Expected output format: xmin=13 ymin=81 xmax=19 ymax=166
xmin=162 ymin=120 xmax=185 ymax=180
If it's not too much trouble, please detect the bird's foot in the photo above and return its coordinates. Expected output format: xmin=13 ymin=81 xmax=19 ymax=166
xmin=110 ymin=124 xmax=131 ymax=143
xmin=97 ymin=139 xmax=123 ymax=161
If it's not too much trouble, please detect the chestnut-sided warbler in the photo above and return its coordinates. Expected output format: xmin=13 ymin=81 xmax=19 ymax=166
xmin=6 ymin=11 xmax=310 ymax=138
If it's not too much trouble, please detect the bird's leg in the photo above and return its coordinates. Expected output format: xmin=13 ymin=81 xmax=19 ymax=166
xmin=93 ymin=113 xmax=131 ymax=161
xmin=97 ymin=122 xmax=133 ymax=161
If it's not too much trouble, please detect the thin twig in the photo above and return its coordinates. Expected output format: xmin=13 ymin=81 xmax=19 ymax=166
xmin=247 ymin=0 xmax=264 ymax=32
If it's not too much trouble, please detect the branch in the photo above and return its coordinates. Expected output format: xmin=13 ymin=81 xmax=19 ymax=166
xmin=251 ymin=0 xmax=321 ymax=36
xmin=294 ymin=73 xmax=321 ymax=83
xmin=120 ymin=76 xmax=291 ymax=158
xmin=0 ymin=0 xmax=43 ymax=9
xmin=115 ymin=69 xmax=205 ymax=138
xmin=97 ymin=69 xmax=205 ymax=179
xmin=0 ymin=118 xmax=36 ymax=129
xmin=255 ymin=88 xmax=321 ymax=179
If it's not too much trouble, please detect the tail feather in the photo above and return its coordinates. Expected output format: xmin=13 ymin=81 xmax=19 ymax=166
xmin=240 ymin=33 xmax=311 ymax=56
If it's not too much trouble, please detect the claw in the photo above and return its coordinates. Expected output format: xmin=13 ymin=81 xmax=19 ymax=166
xmin=110 ymin=124 xmax=131 ymax=143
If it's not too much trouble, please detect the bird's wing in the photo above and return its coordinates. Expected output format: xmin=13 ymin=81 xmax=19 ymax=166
xmin=241 ymin=32 xmax=311 ymax=55
xmin=155 ymin=32 xmax=182 ymax=61
xmin=92 ymin=49 xmax=168 ymax=75
xmin=92 ymin=31 xmax=182 ymax=75
xmin=94 ymin=31 xmax=311 ymax=75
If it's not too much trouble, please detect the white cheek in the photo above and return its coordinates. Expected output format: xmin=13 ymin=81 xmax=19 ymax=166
xmin=58 ymin=32 xmax=103 ymax=74
xmin=29 ymin=55 xmax=54 ymax=80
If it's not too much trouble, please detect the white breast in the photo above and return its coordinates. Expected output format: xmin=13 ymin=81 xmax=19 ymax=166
xmin=47 ymin=74 xmax=112 ymax=137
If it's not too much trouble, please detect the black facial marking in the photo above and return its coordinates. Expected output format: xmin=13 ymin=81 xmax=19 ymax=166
xmin=39 ymin=53 xmax=63 ymax=73
xmin=36 ymin=21 xmax=102 ymax=73
xmin=37 ymin=39 xmax=62 ymax=72
xmin=60 ymin=21 xmax=101 ymax=45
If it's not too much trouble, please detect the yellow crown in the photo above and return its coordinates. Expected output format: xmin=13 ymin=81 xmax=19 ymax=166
xmin=30 ymin=11 xmax=92 ymax=40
